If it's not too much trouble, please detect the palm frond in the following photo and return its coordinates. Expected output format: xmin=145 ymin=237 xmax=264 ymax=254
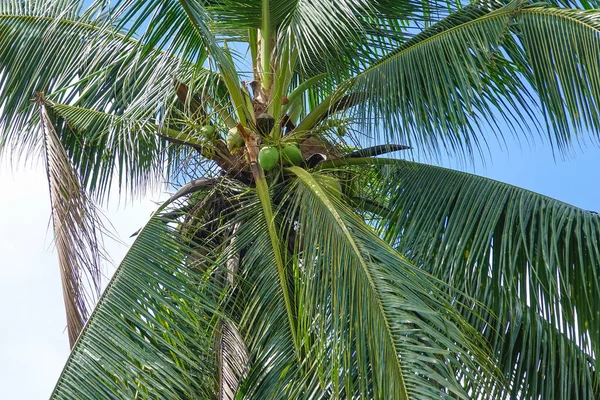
xmin=342 ymin=1 xmax=533 ymax=158
xmin=368 ymin=159 xmax=600 ymax=399
xmin=0 ymin=0 xmax=82 ymax=18
xmin=332 ymin=1 xmax=600 ymax=158
xmin=273 ymin=0 xmax=474 ymax=80
xmin=540 ymin=0 xmax=600 ymax=9
xmin=94 ymin=0 xmax=250 ymax=124
xmin=50 ymin=182 xmax=301 ymax=399
xmin=0 ymin=1 xmax=226 ymax=180
xmin=216 ymin=321 xmax=248 ymax=400
xmin=275 ymin=0 xmax=398 ymax=79
xmin=46 ymin=89 xmax=241 ymax=199
xmin=513 ymin=7 xmax=600 ymax=150
xmin=46 ymin=102 xmax=177 ymax=200
xmin=38 ymin=100 xmax=103 ymax=348
xmin=51 ymin=209 xmax=231 ymax=399
xmin=284 ymin=166 xmax=498 ymax=398
xmin=226 ymin=195 xmax=301 ymax=398
xmin=0 ymin=1 xmax=103 ymax=154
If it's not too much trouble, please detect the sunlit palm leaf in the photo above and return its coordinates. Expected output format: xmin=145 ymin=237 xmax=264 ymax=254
xmin=228 ymin=196 xmax=301 ymax=398
xmin=0 ymin=1 xmax=217 ymax=197
xmin=51 ymin=210 xmax=230 ymax=399
xmin=324 ymin=2 xmax=600 ymax=157
xmin=285 ymin=166 xmax=497 ymax=398
xmin=48 ymin=102 xmax=187 ymax=200
xmin=94 ymin=0 xmax=250 ymax=124
xmin=0 ymin=0 xmax=102 ymax=153
xmin=368 ymin=159 xmax=600 ymax=398
xmin=513 ymin=7 xmax=600 ymax=150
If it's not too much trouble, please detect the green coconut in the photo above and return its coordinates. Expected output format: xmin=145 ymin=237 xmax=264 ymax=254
xmin=282 ymin=143 xmax=303 ymax=166
xmin=200 ymin=125 xmax=216 ymax=138
xmin=258 ymin=146 xmax=280 ymax=171
xmin=226 ymin=127 xmax=244 ymax=152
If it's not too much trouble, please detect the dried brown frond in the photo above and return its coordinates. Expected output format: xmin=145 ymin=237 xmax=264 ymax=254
xmin=37 ymin=96 xmax=103 ymax=348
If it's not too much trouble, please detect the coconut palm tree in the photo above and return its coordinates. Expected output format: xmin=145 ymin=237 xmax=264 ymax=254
xmin=1 ymin=0 xmax=600 ymax=398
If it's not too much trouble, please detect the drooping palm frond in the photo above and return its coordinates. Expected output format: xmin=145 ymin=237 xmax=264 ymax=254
xmin=50 ymin=181 xmax=300 ymax=399
xmin=0 ymin=0 xmax=237 ymax=341
xmin=1 ymin=6 xmax=226 ymax=131
xmin=50 ymin=163 xmax=501 ymax=398
xmin=46 ymin=100 xmax=233 ymax=200
xmin=0 ymin=0 xmax=100 ymax=154
xmin=0 ymin=1 xmax=216 ymax=196
xmin=304 ymin=1 xmax=600 ymax=159
xmin=358 ymin=158 xmax=600 ymax=399
xmin=225 ymin=194 xmax=302 ymax=399
xmin=93 ymin=0 xmax=251 ymax=124
xmin=513 ymin=7 xmax=600 ymax=150
xmin=293 ymin=1 xmax=531 ymax=157
xmin=280 ymin=167 xmax=498 ymax=398
xmin=38 ymin=100 xmax=103 ymax=347
xmin=50 ymin=209 xmax=231 ymax=399
xmin=215 ymin=320 xmax=248 ymax=400
xmin=46 ymin=102 xmax=175 ymax=200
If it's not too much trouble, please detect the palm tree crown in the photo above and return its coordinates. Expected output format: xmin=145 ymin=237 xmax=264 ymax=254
xmin=1 ymin=0 xmax=599 ymax=398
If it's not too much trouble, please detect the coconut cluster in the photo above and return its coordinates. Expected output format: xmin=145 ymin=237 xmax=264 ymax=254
xmin=226 ymin=127 xmax=244 ymax=151
xmin=258 ymin=143 xmax=303 ymax=171
xmin=225 ymin=125 xmax=303 ymax=172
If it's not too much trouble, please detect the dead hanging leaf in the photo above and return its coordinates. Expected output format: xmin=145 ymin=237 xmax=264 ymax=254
xmin=216 ymin=320 xmax=249 ymax=400
xmin=37 ymin=95 xmax=104 ymax=348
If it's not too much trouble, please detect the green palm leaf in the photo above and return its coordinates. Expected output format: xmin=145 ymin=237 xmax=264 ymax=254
xmin=310 ymin=1 xmax=600 ymax=157
xmin=514 ymin=7 xmax=600 ymax=149
xmin=0 ymin=2 xmax=209 ymax=188
xmin=0 ymin=1 xmax=102 ymax=152
xmin=51 ymin=208 xmax=230 ymax=399
xmin=97 ymin=0 xmax=251 ymax=124
xmin=285 ymin=166 xmax=497 ymax=398
xmin=46 ymin=102 xmax=176 ymax=199
xmin=46 ymin=101 xmax=232 ymax=200
xmin=0 ymin=0 xmax=226 ymax=162
xmin=227 ymin=195 xmax=300 ymax=398
xmin=364 ymin=159 xmax=600 ymax=398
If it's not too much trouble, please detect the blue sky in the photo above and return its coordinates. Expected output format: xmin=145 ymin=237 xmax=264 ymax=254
xmin=460 ymin=135 xmax=600 ymax=212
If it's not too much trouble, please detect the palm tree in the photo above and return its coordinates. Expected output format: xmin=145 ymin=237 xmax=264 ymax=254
xmin=1 ymin=0 xmax=599 ymax=398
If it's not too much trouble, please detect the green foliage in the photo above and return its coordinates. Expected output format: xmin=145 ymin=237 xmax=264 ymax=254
xmin=2 ymin=0 xmax=600 ymax=398
xmin=52 ymin=215 xmax=226 ymax=399
xmin=375 ymin=159 xmax=600 ymax=398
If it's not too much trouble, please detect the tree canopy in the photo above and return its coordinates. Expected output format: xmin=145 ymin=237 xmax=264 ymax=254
xmin=1 ymin=0 xmax=599 ymax=398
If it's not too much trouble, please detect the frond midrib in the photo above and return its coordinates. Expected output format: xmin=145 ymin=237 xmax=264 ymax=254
xmin=0 ymin=13 xmax=127 ymax=40
xmin=290 ymin=166 xmax=409 ymax=399
xmin=358 ymin=4 xmax=517 ymax=76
